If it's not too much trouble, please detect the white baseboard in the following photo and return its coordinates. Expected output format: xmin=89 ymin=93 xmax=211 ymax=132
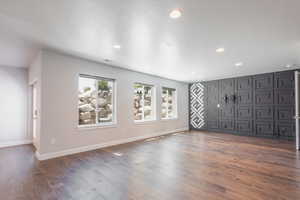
xmin=36 ymin=127 xmax=188 ymax=161
xmin=0 ymin=140 xmax=33 ymax=149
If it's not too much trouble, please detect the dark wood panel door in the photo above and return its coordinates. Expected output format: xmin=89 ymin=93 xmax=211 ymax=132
xmin=274 ymin=89 xmax=295 ymax=105
xmin=220 ymin=78 xmax=235 ymax=105
xmin=206 ymin=81 xmax=219 ymax=127
xmin=275 ymin=106 xmax=294 ymax=121
xmin=207 ymin=81 xmax=218 ymax=102
xmin=276 ymin=122 xmax=295 ymax=138
xmin=254 ymin=90 xmax=274 ymax=105
xmin=237 ymin=90 xmax=253 ymax=105
xmin=207 ymin=108 xmax=219 ymax=119
xmin=254 ymin=73 xmax=274 ymax=90
xmin=220 ymin=120 xmax=235 ymax=132
xmin=220 ymin=105 xmax=235 ymax=119
xmin=236 ymin=120 xmax=253 ymax=134
xmin=236 ymin=105 xmax=252 ymax=120
xmin=194 ymin=69 xmax=296 ymax=140
xmin=207 ymin=120 xmax=219 ymax=129
xmin=236 ymin=76 xmax=252 ymax=91
xmin=275 ymin=71 xmax=294 ymax=89
xmin=255 ymin=121 xmax=274 ymax=137
xmin=254 ymin=106 xmax=274 ymax=121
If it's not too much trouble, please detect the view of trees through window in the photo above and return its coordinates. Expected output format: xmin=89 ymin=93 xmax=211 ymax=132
xmin=78 ymin=76 xmax=114 ymax=126
xmin=162 ymin=87 xmax=177 ymax=119
xmin=134 ymin=83 xmax=155 ymax=121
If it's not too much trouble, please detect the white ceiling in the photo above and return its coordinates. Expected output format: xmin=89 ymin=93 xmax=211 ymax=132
xmin=0 ymin=0 xmax=299 ymax=82
xmin=0 ymin=24 xmax=39 ymax=68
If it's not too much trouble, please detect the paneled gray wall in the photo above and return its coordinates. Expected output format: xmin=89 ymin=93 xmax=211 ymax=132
xmin=189 ymin=70 xmax=296 ymax=139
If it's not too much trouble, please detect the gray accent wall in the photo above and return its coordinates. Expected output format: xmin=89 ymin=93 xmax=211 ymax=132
xmin=190 ymin=70 xmax=297 ymax=140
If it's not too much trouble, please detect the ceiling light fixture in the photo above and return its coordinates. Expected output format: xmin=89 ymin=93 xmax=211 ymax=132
xmin=216 ymin=48 xmax=225 ymax=53
xmin=235 ymin=62 xmax=243 ymax=67
xmin=169 ymin=9 xmax=182 ymax=19
xmin=285 ymin=64 xmax=292 ymax=68
xmin=113 ymin=45 xmax=121 ymax=49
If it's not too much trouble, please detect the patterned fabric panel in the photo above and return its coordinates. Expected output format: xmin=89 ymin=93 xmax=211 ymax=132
xmin=190 ymin=83 xmax=205 ymax=129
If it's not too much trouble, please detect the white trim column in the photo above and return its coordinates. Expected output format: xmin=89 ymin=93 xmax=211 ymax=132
xmin=295 ymin=71 xmax=299 ymax=150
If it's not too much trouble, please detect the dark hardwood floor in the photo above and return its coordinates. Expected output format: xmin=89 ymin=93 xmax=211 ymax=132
xmin=1 ymin=131 xmax=300 ymax=200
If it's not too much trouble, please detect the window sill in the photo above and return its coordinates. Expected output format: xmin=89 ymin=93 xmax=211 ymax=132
xmin=161 ymin=117 xmax=178 ymax=121
xmin=134 ymin=119 xmax=157 ymax=125
xmin=78 ymin=123 xmax=117 ymax=131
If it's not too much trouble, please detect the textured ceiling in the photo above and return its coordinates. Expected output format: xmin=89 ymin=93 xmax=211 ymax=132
xmin=0 ymin=0 xmax=299 ymax=81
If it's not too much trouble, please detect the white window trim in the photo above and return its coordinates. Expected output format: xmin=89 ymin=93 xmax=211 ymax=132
xmin=78 ymin=123 xmax=117 ymax=131
xmin=134 ymin=119 xmax=157 ymax=124
xmin=134 ymin=83 xmax=156 ymax=123
xmin=161 ymin=117 xmax=178 ymax=121
xmin=161 ymin=87 xmax=178 ymax=120
xmin=77 ymin=74 xmax=117 ymax=129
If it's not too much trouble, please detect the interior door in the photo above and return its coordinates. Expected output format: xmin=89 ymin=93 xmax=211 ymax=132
xmin=32 ymin=83 xmax=38 ymax=148
xmin=295 ymin=71 xmax=300 ymax=150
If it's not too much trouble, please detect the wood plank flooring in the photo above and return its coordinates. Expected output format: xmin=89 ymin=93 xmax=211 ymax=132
xmin=1 ymin=131 xmax=300 ymax=200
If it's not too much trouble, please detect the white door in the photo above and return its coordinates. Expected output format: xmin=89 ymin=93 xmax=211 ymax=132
xmin=295 ymin=71 xmax=300 ymax=150
xmin=32 ymin=83 xmax=38 ymax=148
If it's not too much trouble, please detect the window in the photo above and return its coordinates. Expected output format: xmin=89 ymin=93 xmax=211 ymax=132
xmin=78 ymin=75 xmax=115 ymax=127
xmin=133 ymin=83 xmax=156 ymax=122
xmin=161 ymin=87 xmax=177 ymax=119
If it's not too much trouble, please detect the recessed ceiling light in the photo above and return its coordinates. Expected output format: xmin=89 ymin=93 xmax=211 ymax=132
xmin=235 ymin=62 xmax=243 ymax=67
xmin=285 ymin=64 xmax=292 ymax=68
xmin=216 ymin=48 xmax=225 ymax=53
xmin=169 ymin=9 xmax=182 ymax=19
xmin=113 ymin=45 xmax=121 ymax=49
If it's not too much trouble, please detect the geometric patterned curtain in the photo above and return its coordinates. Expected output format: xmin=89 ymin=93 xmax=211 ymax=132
xmin=190 ymin=83 xmax=205 ymax=129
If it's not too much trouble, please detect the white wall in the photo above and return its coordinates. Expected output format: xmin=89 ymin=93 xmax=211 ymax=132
xmin=0 ymin=66 xmax=30 ymax=147
xmin=38 ymin=50 xmax=189 ymax=155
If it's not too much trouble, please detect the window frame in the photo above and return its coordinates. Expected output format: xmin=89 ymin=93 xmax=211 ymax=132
xmin=161 ymin=87 xmax=178 ymax=120
xmin=133 ymin=83 xmax=156 ymax=123
xmin=78 ymin=74 xmax=117 ymax=129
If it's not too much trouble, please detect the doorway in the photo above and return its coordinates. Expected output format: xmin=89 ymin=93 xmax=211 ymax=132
xmin=31 ymin=82 xmax=38 ymax=148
